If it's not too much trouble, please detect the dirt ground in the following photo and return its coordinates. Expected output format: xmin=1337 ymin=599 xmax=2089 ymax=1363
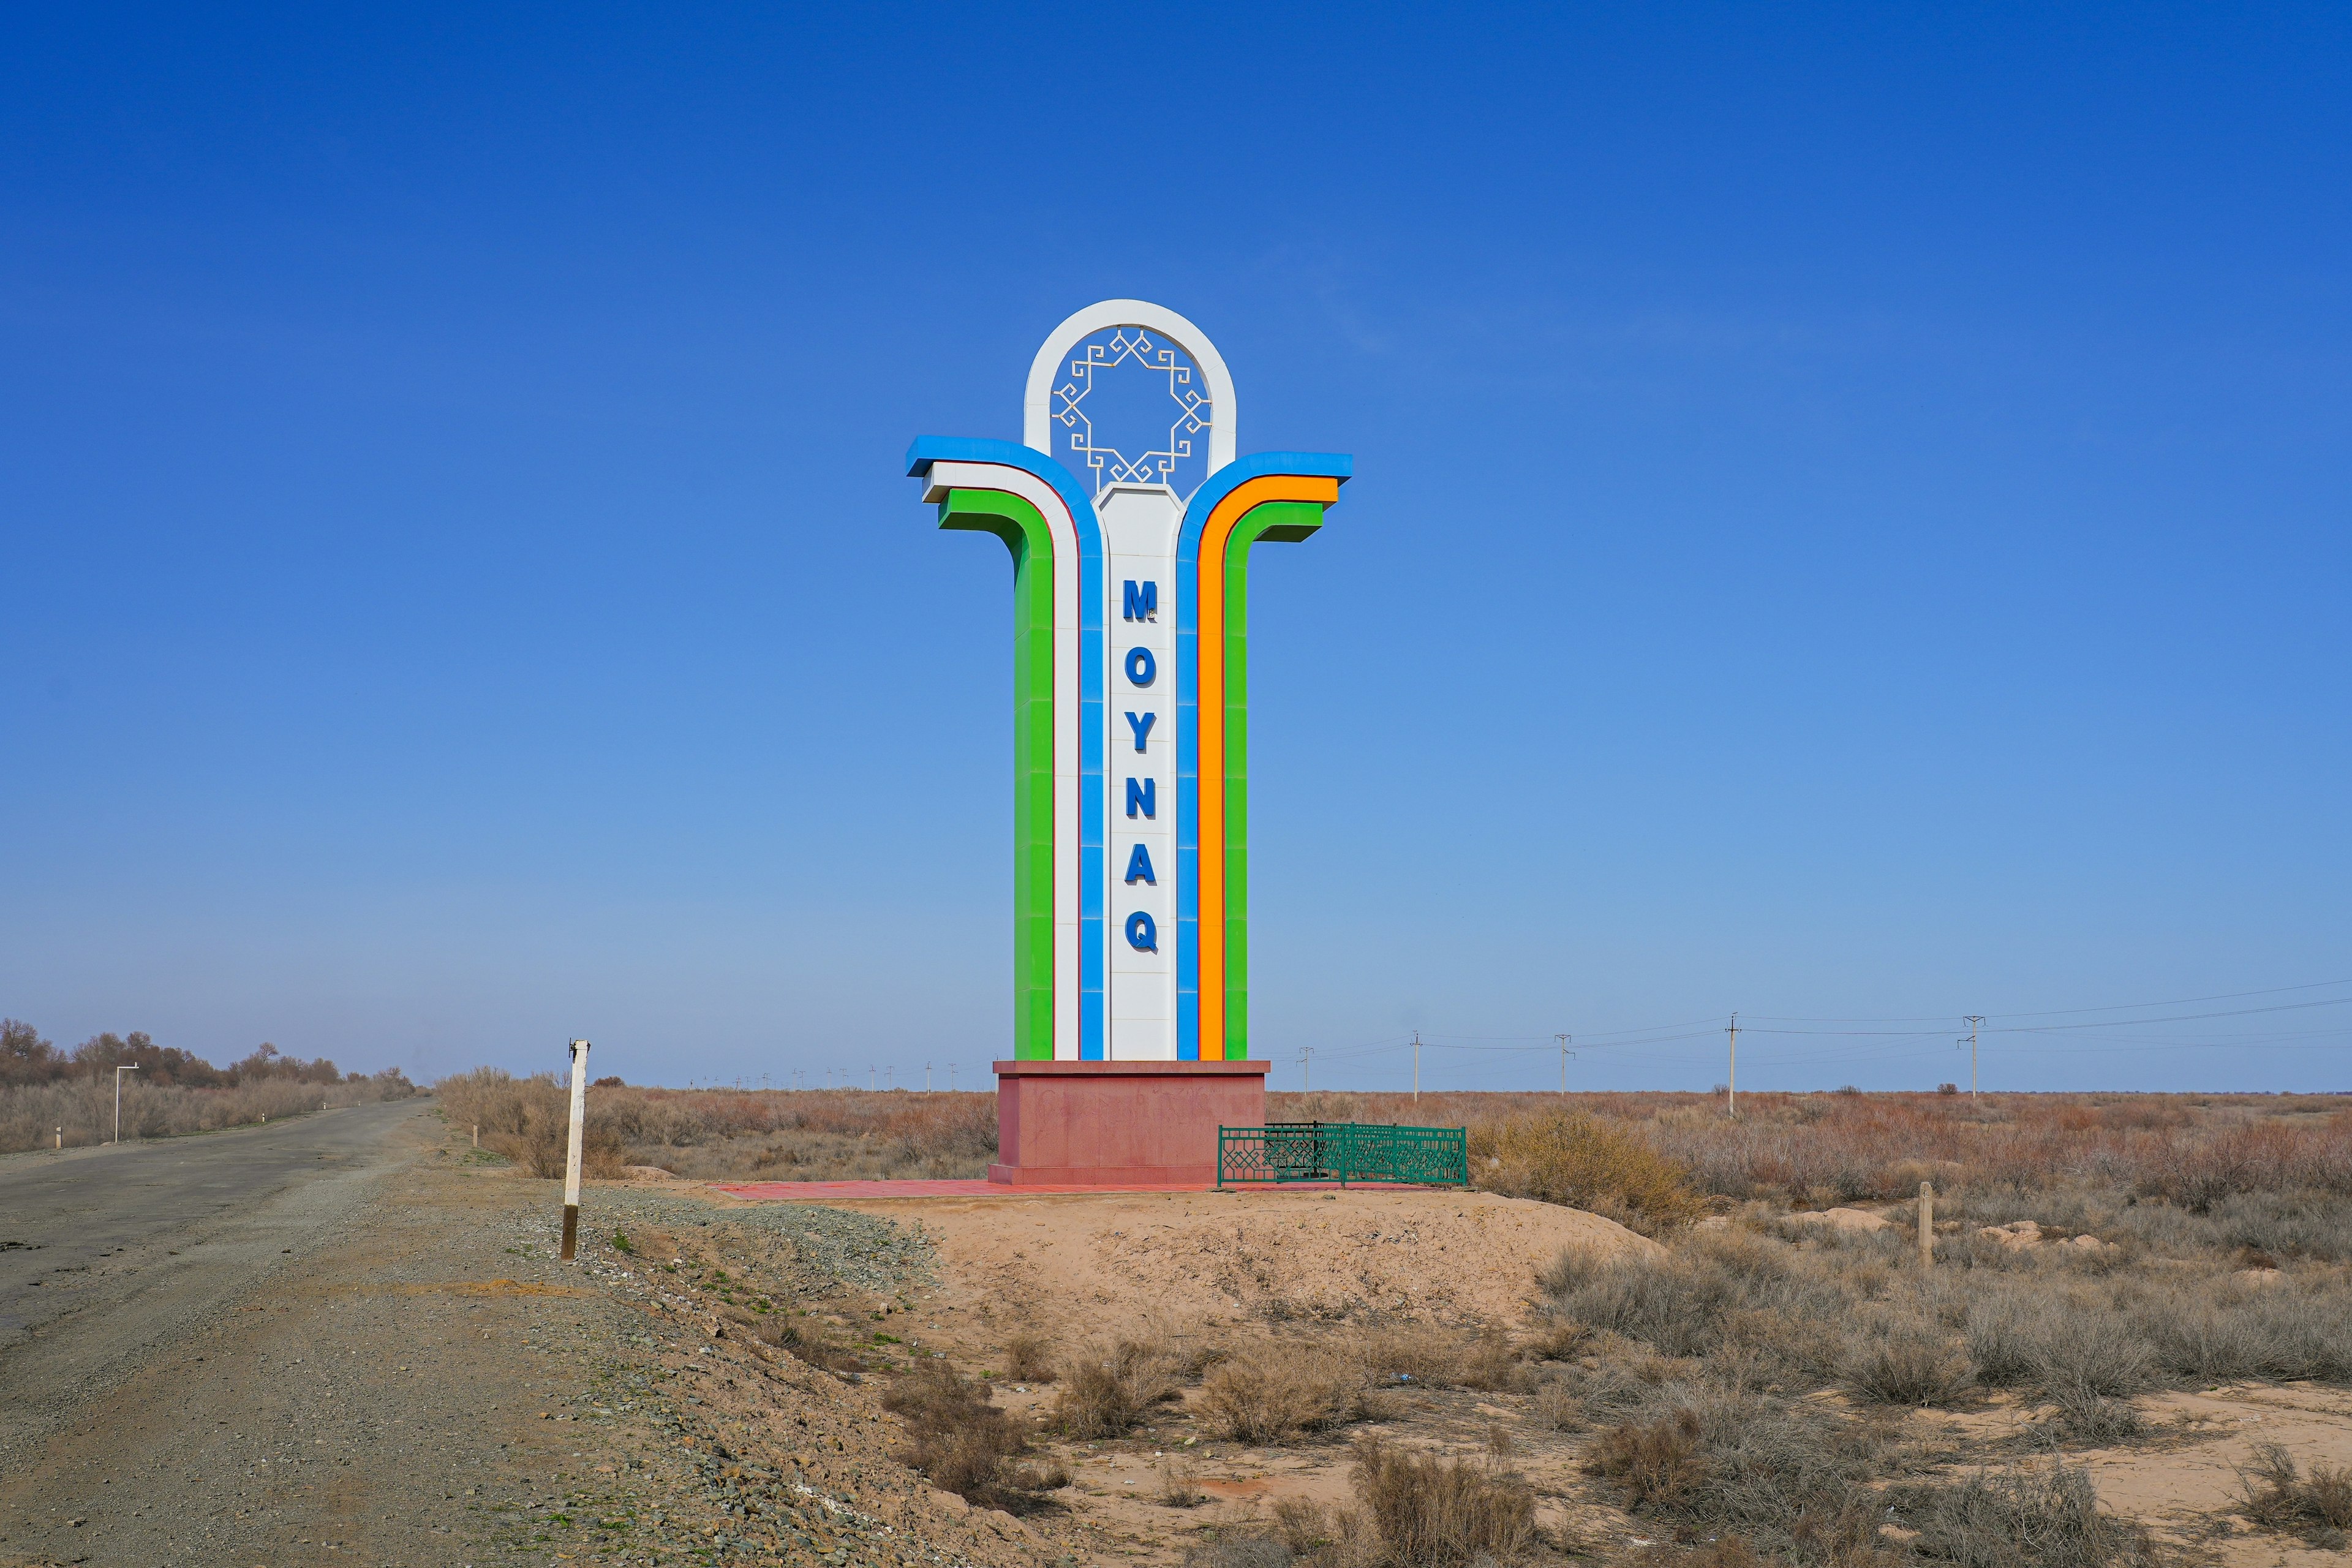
xmin=8 ymin=1106 xmax=2352 ymax=1566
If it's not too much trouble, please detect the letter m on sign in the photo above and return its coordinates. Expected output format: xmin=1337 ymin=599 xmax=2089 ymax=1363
xmin=1123 ymin=579 xmax=1157 ymax=621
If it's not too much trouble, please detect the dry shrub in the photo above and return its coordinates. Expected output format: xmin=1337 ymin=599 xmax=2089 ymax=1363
xmin=2048 ymin=1385 xmax=2143 ymax=1444
xmin=1584 ymin=1409 xmax=1706 ymax=1509
xmin=881 ymin=1360 xmax=1065 ymax=1513
xmin=0 ymin=1072 xmax=415 ymax=1153
xmin=434 ymin=1068 xmax=627 ymax=1178
xmin=1003 ymin=1332 xmax=1057 ymax=1382
xmin=1845 ymin=1319 xmax=1973 ymax=1408
xmin=1528 ymin=1378 xmax=1584 ymax=1432
xmin=1350 ymin=1321 xmax=1521 ymax=1392
xmin=1521 ymin=1316 xmax=1588 ymax=1362
xmin=565 ymin=1081 xmax=998 ymax=1182
xmin=748 ymin=1313 xmax=865 ymax=1378
xmin=1181 ymin=1537 xmax=1296 ymax=1568
xmin=1054 ymin=1336 xmax=1182 ymax=1438
xmin=1158 ymin=1460 xmax=1206 ymax=1507
xmin=1349 ymin=1434 xmax=1536 ymax=1566
xmin=1471 ymin=1107 xmax=1704 ymax=1234
xmin=1199 ymin=1344 xmax=1367 ymax=1444
xmin=1273 ymin=1088 xmax=2348 ymax=1210
xmin=1967 ymin=1292 xmax=2156 ymax=1400
xmin=2238 ymin=1442 xmax=2352 ymax=1544
xmin=1583 ymin=1388 xmax=1897 ymax=1557
xmin=1897 ymin=1462 xmax=2147 ymax=1567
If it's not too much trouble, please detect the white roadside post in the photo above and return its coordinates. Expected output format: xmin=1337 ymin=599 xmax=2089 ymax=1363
xmin=560 ymin=1039 xmax=589 ymax=1262
xmin=115 ymin=1063 xmax=141 ymax=1144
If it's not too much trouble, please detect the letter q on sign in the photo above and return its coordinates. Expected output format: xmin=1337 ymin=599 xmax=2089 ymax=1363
xmin=1125 ymin=910 xmax=1158 ymax=952
xmin=1124 ymin=646 xmax=1156 ymax=687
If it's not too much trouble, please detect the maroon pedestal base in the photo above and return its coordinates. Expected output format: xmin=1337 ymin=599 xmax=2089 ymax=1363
xmin=989 ymin=1058 xmax=1268 ymax=1186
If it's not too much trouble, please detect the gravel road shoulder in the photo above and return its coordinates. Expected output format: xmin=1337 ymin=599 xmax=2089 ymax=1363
xmin=0 ymin=1109 xmax=1061 ymax=1568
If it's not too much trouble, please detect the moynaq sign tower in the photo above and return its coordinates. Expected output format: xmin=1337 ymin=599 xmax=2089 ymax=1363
xmin=907 ymin=300 xmax=1351 ymax=1184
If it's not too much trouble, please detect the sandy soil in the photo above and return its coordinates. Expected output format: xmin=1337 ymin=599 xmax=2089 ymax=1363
xmin=786 ymin=1185 xmax=1664 ymax=1331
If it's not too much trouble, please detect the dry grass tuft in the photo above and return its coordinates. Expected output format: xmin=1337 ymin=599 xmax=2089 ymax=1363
xmin=2238 ymin=1442 xmax=2352 ymax=1545
xmin=1180 ymin=1537 xmax=1295 ymax=1568
xmin=1002 ymin=1331 xmax=1057 ymax=1382
xmin=1197 ymin=1344 xmax=1368 ymax=1444
xmin=1349 ymin=1434 xmax=1537 ymax=1566
xmin=747 ymin=1313 xmax=865 ymax=1378
xmin=1156 ymin=1460 xmax=1206 ymax=1508
xmin=1897 ymin=1462 xmax=2150 ymax=1566
xmin=1470 ymin=1107 xmax=1706 ymax=1234
xmin=881 ymin=1360 xmax=1066 ymax=1513
xmin=1583 ymin=1408 xmax=1707 ymax=1509
xmin=1053 ymin=1336 xmax=1183 ymax=1439
xmin=1845 ymin=1319 xmax=1974 ymax=1408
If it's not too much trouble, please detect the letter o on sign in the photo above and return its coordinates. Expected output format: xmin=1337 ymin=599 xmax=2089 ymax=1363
xmin=1125 ymin=646 xmax=1156 ymax=687
xmin=1125 ymin=911 xmax=1158 ymax=952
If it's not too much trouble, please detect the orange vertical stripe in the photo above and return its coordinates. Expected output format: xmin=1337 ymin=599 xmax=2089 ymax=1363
xmin=1196 ymin=474 xmax=1343 ymax=1060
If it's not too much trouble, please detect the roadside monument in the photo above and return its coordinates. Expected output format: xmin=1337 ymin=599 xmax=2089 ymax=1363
xmin=910 ymin=300 xmax=1350 ymax=1182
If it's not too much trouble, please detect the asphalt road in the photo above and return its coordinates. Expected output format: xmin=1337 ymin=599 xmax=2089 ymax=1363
xmin=0 ymin=1099 xmax=429 ymax=1454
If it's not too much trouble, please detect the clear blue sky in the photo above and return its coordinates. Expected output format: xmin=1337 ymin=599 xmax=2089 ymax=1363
xmin=4 ymin=5 xmax=2347 ymax=1093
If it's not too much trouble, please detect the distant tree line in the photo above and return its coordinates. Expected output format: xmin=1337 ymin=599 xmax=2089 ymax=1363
xmin=0 ymin=1020 xmax=408 ymax=1091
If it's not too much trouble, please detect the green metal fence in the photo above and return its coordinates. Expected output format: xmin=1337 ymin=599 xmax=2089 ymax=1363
xmin=1216 ymin=1122 xmax=1469 ymax=1189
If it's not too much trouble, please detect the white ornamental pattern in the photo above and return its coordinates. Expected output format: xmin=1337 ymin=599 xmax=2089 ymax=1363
xmin=1050 ymin=327 xmax=1213 ymax=499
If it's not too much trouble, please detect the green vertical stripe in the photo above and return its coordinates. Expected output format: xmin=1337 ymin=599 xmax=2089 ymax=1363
xmin=940 ymin=489 xmax=1057 ymax=1061
xmin=1221 ymin=500 xmax=1325 ymax=1061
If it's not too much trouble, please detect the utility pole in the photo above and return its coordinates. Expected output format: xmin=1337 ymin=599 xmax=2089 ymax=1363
xmin=1963 ymin=1016 xmax=1984 ymax=1099
xmin=885 ymin=1066 xmax=894 ymax=1091
xmin=948 ymin=1063 xmax=956 ymax=1093
xmin=1556 ymin=1033 xmax=1574 ymax=1095
xmin=1725 ymin=1014 xmax=1738 ymax=1118
xmin=925 ymin=1061 xmax=933 ymax=1093
xmin=1298 ymin=1046 xmax=1311 ymax=1095
xmin=1412 ymin=1031 xmax=1421 ymax=1103
xmin=114 ymin=1063 xmax=140 ymax=1143
xmin=869 ymin=1065 xmax=876 ymax=1091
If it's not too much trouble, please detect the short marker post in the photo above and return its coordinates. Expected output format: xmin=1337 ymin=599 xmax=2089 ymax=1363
xmin=560 ymin=1039 xmax=590 ymax=1263
xmin=1918 ymin=1181 xmax=1934 ymax=1268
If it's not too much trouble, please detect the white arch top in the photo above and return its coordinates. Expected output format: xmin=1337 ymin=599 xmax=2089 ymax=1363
xmin=1023 ymin=299 xmax=1238 ymax=481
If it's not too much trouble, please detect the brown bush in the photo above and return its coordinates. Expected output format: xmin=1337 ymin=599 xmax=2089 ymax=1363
xmin=2239 ymin=1442 xmax=2352 ymax=1539
xmin=881 ymin=1361 xmax=1065 ymax=1512
xmin=1002 ymin=1331 xmax=1057 ymax=1382
xmin=584 ymin=1082 xmax=998 ymax=1181
xmin=1845 ymin=1320 xmax=1974 ymax=1408
xmin=1350 ymin=1434 xmax=1536 ymax=1566
xmin=1198 ymin=1345 xmax=1367 ymax=1444
xmin=1585 ymin=1409 xmax=1708 ymax=1509
xmin=1054 ymin=1336 xmax=1183 ymax=1439
xmin=0 ymin=1071 xmax=416 ymax=1154
xmin=747 ymin=1313 xmax=864 ymax=1378
xmin=1272 ymin=1088 xmax=2352 ymax=1208
xmin=432 ymin=1069 xmax=627 ymax=1178
xmin=1470 ymin=1107 xmax=1705 ymax=1234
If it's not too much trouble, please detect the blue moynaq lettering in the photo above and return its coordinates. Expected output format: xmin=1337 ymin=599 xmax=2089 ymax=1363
xmin=1123 ymin=843 xmax=1156 ymax=884
xmin=1123 ymin=579 xmax=1158 ymax=621
xmin=1125 ymin=711 xmax=1156 ymax=752
xmin=1125 ymin=777 xmax=1156 ymax=819
xmin=1125 ymin=910 xmax=1158 ymax=951
xmin=1125 ymin=646 xmax=1156 ymax=687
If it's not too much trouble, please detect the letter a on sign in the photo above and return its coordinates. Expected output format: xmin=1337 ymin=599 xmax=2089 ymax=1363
xmin=1123 ymin=843 xmax=1156 ymax=884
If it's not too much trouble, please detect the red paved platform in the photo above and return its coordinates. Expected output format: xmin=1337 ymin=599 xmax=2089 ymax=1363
xmin=707 ymin=1178 xmax=1419 ymax=1201
xmin=708 ymin=1178 xmax=1208 ymax=1200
